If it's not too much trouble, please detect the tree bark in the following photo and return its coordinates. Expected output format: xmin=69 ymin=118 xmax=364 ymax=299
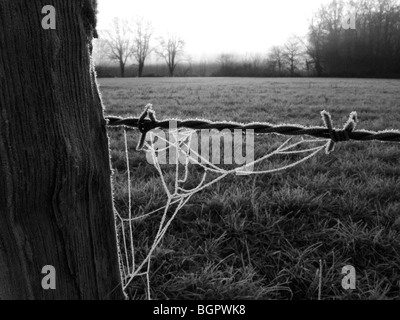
xmin=0 ymin=0 xmax=125 ymax=300
xmin=168 ymin=65 xmax=175 ymax=77
xmin=119 ymin=60 xmax=125 ymax=78
xmin=315 ymin=60 xmax=323 ymax=77
xmin=138 ymin=62 xmax=144 ymax=77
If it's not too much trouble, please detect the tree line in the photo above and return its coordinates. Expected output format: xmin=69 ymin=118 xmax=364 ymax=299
xmin=307 ymin=0 xmax=400 ymax=77
xmin=95 ymin=17 xmax=185 ymax=77
xmin=95 ymin=0 xmax=400 ymax=78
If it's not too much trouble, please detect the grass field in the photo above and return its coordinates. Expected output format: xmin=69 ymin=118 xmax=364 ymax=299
xmin=99 ymin=77 xmax=400 ymax=300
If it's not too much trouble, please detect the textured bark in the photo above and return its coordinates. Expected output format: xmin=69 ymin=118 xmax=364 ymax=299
xmin=119 ymin=60 xmax=125 ymax=78
xmin=0 ymin=0 xmax=125 ymax=299
xmin=138 ymin=62 xmax=144 ymax=77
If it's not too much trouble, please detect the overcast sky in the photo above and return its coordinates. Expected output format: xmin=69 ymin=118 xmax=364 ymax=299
xmin=96 ymin=0 xmax=332 ymax=60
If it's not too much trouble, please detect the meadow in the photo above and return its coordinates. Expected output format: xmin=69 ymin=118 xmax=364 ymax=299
xmin=99 ymin=77 xmax=400 ymax=300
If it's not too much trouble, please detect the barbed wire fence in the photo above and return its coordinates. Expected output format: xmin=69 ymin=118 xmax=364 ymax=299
xmin=107 ymin=104 xmax=400 ymax=152
xmin=106 ymin=104 xmax=400 ymax=299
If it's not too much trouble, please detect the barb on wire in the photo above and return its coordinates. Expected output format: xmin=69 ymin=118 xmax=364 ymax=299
xmin=106 ymin=105 xmax=400 ymax=152
xmin=136 ymin=104 xmax=158 ymax=150
xmin=321 ymin=110 xmax=358 ymax=154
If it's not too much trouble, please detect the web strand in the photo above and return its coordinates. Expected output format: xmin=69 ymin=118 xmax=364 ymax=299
xmin=118 ymin=127 xmax=328 ymax=298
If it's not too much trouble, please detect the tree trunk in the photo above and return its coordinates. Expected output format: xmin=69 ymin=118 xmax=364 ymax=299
xmin=0 ymin=0 xmax=125 ymax=300
xmin=315 ymin=60 xmax=323 ymax=77
xmin=138 ymin=62 xmax=144 ymax=77
xmin=290 ymin=60 xmax=295 ymax=77
xmin=119 ymin=60 xmax=125 ymax=78
xmin=169 ymin=65 xmax=175 ymax=77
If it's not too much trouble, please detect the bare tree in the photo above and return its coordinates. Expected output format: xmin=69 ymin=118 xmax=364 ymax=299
xmin=102 ymin=17 xmax=134 ymax=77
xmin=92 ymin=38 xmax=111 ymax=66
xmin=132 ymin=18 xmax=153 ymax=77
xmin=268 ymin=46 xmax=285 ymax=75
xmin=239 ymin=53 xmax=264 ymax=76
xmin=250 ymin=53 xmax=264 ymax=70
xmin=217 ymin=53 xmax=235 ymax=76
xmin=241 ymin=53 xmax=253 ymax=74
xmin=306 ymin=18 xmax=325 ymax=76
xmin=180 ymin=55 xmax=193 ymax=77
xmin=283 ymin=37 xmax=303 ymax=76
xmin=198 ymin=59 xmax=208 ymax=77
xmin=156 ymin=35 xmax=185 ymax=77
xmin=218 ymin=53 xmax=235 ymax=67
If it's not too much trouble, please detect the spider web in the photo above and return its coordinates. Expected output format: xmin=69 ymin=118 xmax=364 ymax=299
xmin=114 ymin=126 xmax=330 ymax=299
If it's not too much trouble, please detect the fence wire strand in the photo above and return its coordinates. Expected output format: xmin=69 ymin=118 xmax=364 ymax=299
xmin=107 ymin=104 xmax=400 ymax=299
xmin=106 ymin=104 xmax=400 ymax=155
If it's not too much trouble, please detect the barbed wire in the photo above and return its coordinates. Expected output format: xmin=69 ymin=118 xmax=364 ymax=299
xmin=108 ymin=104 xmax=400 ymax=297
xmin=106 ymin=104 xmax=400 ymax=154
